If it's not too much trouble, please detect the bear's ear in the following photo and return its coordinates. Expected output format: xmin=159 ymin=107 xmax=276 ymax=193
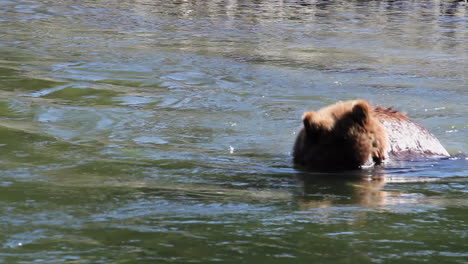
xmin=351 ymin=100 xmax=370 ymax=125
xmin=302 ymin=111 xmax=317 ymax=134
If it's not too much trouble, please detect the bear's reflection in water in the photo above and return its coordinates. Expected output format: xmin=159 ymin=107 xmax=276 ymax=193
xmin=293 ymin=170 xmax=428 ymax=210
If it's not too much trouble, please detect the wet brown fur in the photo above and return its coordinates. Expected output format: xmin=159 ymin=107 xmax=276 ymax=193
xmin=293 ymin=100 xmax=387 ymax=170
xmin=374 ymin=106 xmax=408 ymax=121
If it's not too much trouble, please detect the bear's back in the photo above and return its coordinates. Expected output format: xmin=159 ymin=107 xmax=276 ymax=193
xmin=374 ymin=107 xmax=449 ymax=159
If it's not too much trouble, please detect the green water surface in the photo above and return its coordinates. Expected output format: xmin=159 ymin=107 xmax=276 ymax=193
xmin=0 ymin=0 xmax=467 ymax=263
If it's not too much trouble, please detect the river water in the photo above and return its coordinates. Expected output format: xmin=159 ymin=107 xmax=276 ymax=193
xmin=1 ymin=0 xmax=467 ymax=263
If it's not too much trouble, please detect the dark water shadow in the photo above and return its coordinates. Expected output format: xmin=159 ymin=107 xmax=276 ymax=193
xmin=291 ymin=154 xmax=467 ymax=209
xmin=292 ymin=169 xmax=389 ymax=208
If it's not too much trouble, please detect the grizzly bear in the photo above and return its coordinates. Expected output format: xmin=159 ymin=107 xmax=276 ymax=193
xmin=293 ymin=100 xmax=449 ymax=170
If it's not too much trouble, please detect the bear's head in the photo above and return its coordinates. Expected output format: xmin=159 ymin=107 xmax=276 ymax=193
xmin=293 ymin=100 xmax=387 ymax=170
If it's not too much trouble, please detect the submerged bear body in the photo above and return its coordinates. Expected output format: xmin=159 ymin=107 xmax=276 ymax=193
xmin=293 ymin=100 xmax=449 ymax=170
